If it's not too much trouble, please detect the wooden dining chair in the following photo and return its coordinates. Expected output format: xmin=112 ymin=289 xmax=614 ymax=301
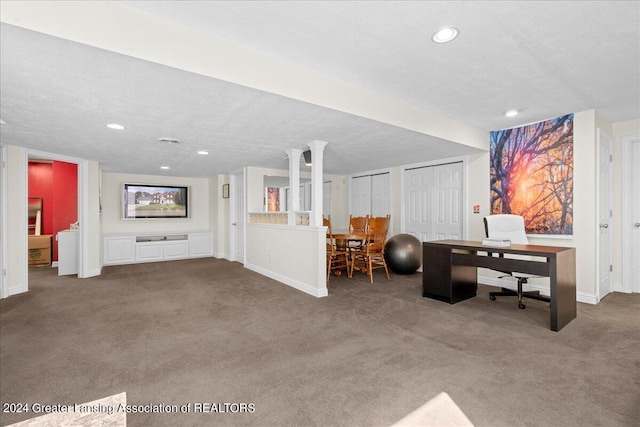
xmin=347 ymin=214 xmax=369 ymax=253
xmin=350 ymin=214 xmax=391 ymax=284
xmin=324 ymin=216 xmax=350 ymax=281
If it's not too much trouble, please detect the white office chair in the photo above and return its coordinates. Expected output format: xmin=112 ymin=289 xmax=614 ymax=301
xmin=483 ymin=214 xmax=550 ymax=309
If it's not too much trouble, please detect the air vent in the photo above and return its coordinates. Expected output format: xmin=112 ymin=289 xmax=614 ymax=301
xmin=159 ymin=137 xmax=180 ymax=144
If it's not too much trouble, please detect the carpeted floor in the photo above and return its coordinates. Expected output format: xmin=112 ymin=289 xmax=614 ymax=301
xmin=1 ymin=258 xmax=639 ymax=426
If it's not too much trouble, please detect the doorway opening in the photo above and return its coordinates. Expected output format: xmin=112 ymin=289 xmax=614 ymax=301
xmin=26 ymin=150 xmax=85 ymax=290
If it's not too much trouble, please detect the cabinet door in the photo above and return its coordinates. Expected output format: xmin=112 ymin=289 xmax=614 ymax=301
xmin=164 ymin=241 xmax=189 ymax=260
xmin=189 ymin=233 xmax=213 ymax=257
xmin=136 ymin=242 xmax=163 ymax=262
xmin=103 ymin=236 xmax=136 ymax=265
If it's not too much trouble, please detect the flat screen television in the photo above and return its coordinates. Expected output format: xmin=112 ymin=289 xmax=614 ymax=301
xmin=123 ymin=184 xmax=189 ymax=219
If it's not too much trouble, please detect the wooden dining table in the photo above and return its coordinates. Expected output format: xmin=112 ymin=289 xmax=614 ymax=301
xmin=333 ymin=232 xmax=368 ymax=248
xmin=327 ymin=231 xmax=371 ymax=275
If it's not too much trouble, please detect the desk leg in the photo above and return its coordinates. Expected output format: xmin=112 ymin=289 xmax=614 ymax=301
xmin=550 ymin=248 xmax=577 ymax=331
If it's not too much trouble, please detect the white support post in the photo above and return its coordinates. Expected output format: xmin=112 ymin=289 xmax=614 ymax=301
xmin=307 ymin=140 xmax=328 ymax=227
xmin=285 ymin=148 xmax=302 ymax=225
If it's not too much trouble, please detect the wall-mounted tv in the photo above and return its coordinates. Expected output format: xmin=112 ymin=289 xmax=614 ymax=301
xmin=123 ymin=184 xmax=189 ymax=219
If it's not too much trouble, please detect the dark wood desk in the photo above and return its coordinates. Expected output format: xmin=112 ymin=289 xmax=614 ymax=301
xmin=422 ymin=240 xmax=576 ymax=331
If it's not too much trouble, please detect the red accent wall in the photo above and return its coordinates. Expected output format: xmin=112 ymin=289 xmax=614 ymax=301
xmin=28 ymin=162 xmax=54 ymax=235
xmin=28 ymin=161 xmax=78 ymax=262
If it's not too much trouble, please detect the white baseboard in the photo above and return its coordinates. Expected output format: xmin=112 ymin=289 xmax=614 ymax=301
xmin=245 ymin=262 xmax=328 ymax=298
xmin=576 ymin=291 xmax=598 ymax=305
xmin=478 ymin=274 xmax=597 ymax=305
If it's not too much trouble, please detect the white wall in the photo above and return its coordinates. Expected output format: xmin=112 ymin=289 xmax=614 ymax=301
xmin=84 ymin=161 xmax=102 ymax=277
xmin=101 ymin=172 xmax=212 ymax=235
xmin=245 ymin=224 xmax=326 ymax=297
xmin=5 ymin=145 xmax=27 ymax=296
xmin=243 ymin=165 xmax=347 ymax=297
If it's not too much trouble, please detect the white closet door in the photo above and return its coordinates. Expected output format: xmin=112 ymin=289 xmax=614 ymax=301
xmin=304 ymin=182 xmax=312 ymax=211
xmin=299 ymin=184 xmax=305 ymax=211
xmin=285 ymin=187 xmax=291 ymax=212
xmin=403 ymin=162 xmax=463 ymax=242
xmin=433 ymin=162 xmax=463 ymax=240
xmin=351 ymin=175 xmax=372 ymax=217
xmin=404 ymin=167 xmax=434 ymax=242
xmin=371 ymin=173 xmax=391 ymax=217
xmin=323 ymin=181 xmax=332 ymax=219
xmin=231 ymin=172 xmax=244 ymax=263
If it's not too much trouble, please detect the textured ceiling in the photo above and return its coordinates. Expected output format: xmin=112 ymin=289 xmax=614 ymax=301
xmin=1 ymin=1 xmax=638 ymax=177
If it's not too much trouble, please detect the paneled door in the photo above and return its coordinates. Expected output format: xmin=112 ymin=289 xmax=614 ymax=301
xmin=404 ymin=166 xmax=434 ymax=242
xmin=597 ymin=129 xmax=612 ymax=300
xmin=631 ymin=138 xmax=640 ymax=292
xmin=433 ymin=162 xmax=463 ymax=240
xmin=371 ymin=173 xmax=391 ymax=218
xmin=351 ymin=175 xmax=372 ymax=217
xmin=230 ymin=172 xmax=244 ymax=263
xmin=403 ymin=162 xmax=463 ymax=242
xmin=323 ymin=181 xmax=331 ymax=219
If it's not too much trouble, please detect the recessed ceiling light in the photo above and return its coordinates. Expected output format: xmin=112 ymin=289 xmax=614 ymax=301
xmin=506 ymin=110 xmax=519 ymax=117
xmin=197 ymin=150 xmax=209 ymax=155
xmin=160 ymin=166 xmax=170 ymax=170
xmin=432 ymin=27 xmax=459 ymax=43
xmin=106 ymin=123 xmax=125 ymax=130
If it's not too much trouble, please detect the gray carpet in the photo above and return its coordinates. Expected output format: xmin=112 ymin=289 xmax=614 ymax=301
xmin=1 ymin=258 xmax=639 ymax=426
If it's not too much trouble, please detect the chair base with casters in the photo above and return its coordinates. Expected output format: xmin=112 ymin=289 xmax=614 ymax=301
xmin=489 ymin=277 xmax=550 ymax=309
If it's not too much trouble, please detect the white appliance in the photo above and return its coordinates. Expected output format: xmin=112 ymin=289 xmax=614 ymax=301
xmin=57 ymin=229 xmax=78 ymax=276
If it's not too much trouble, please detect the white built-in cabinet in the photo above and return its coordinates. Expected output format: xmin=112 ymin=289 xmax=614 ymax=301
xmin=103 ymin=232 xmax=214 ymax=266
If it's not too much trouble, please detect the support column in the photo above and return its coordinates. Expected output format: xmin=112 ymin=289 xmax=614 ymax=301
xmin=307 ymin=140 xmax=328 ymax=227
xmin=285 ymin=148 xmax=302 ymax=225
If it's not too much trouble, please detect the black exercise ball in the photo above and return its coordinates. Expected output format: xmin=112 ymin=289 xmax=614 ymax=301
xmin=384 ymin=234 xmax=422 ymax=274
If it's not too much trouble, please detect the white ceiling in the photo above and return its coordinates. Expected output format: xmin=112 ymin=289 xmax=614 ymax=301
xmin=1 ymin=1 xmax=639 ymax=177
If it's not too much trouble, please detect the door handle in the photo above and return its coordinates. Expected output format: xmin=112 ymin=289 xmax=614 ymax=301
xmin=635 ymin=223 xmax=640 ymax=228
xmin=599 ymin=224 xmax=608 ymax=228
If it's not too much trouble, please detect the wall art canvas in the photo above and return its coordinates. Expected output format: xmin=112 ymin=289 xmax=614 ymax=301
xmin=267 ymin=187 xmax=280 ymax=212
xmin=490 ymin=113 xmax=574 ymax=235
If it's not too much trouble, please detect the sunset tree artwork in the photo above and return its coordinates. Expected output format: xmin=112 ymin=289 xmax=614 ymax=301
xmin=490 ymin=114 xmax=573 ymax=235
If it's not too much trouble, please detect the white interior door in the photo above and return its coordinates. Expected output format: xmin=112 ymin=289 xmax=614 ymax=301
xmin=231 ymin=172 xmax=244 ymax=263
xmin=0 ymin=146 xmax=4 ymax=298
xmin=350 ymin=175 xmax=371 ymax=217
xmin=434 ymin=162 xmax=463 ymax=240
xmin=597 ymin=129 xmax=612 ymax=300
xmin=403 ymin=162 xmax=463 ymax=242
xmin=323 ymin=181 xmax=331 ymax=219
xmin=371 ymin=173 xmax=391 ymax=218
xmin=404 ymin=166 xmax=434 ymax=242
xmin=631 ymin=139 xmax=640 ymax=292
